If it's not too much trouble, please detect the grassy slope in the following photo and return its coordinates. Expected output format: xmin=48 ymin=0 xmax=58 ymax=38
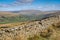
xmin=0 ymin=17 xmax=60 ymax=40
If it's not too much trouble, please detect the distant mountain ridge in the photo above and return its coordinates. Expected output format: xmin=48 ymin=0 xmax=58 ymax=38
xmin=0 ymin=10 xmax=60 ymax=15
xmin=11 ymin=10 xmax=60 ymax=15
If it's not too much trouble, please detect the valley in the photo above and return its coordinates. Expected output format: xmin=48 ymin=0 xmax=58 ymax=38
xmin=0 ymin=10 xmax=60 ymax=40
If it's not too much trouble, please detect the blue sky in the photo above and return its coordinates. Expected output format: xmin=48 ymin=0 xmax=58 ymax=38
xmin=0 ymin=0 xmax=60 ymax=11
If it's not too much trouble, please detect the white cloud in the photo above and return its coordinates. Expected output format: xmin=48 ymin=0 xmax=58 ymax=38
xmin=37 ymin=4 xmax=60 ymax=11
xmin=16 ymin=0 xmax=34 ymax=3
xmin=0 ymin=0 xmax=34 ymax=7
xmin=12 ymin=0 xmax=34 ymax=6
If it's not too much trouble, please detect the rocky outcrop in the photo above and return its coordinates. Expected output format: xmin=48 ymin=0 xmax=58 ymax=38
xmin=0 ymin=15 xmax=60 ymax=40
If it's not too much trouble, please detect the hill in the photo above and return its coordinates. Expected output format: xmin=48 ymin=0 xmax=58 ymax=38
xmin=0 ymin=10 xmax=60 ymax=40
xmin=0 ymin=13 xmax=60 ymax=40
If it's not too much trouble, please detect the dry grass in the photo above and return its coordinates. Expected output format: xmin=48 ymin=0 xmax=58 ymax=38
xmin=0 ymin=12 xmax=20 ymax=17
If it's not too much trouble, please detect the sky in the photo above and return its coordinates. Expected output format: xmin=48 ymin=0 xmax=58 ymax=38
xmin=0 ymin=0 xmax=60 ymax=11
